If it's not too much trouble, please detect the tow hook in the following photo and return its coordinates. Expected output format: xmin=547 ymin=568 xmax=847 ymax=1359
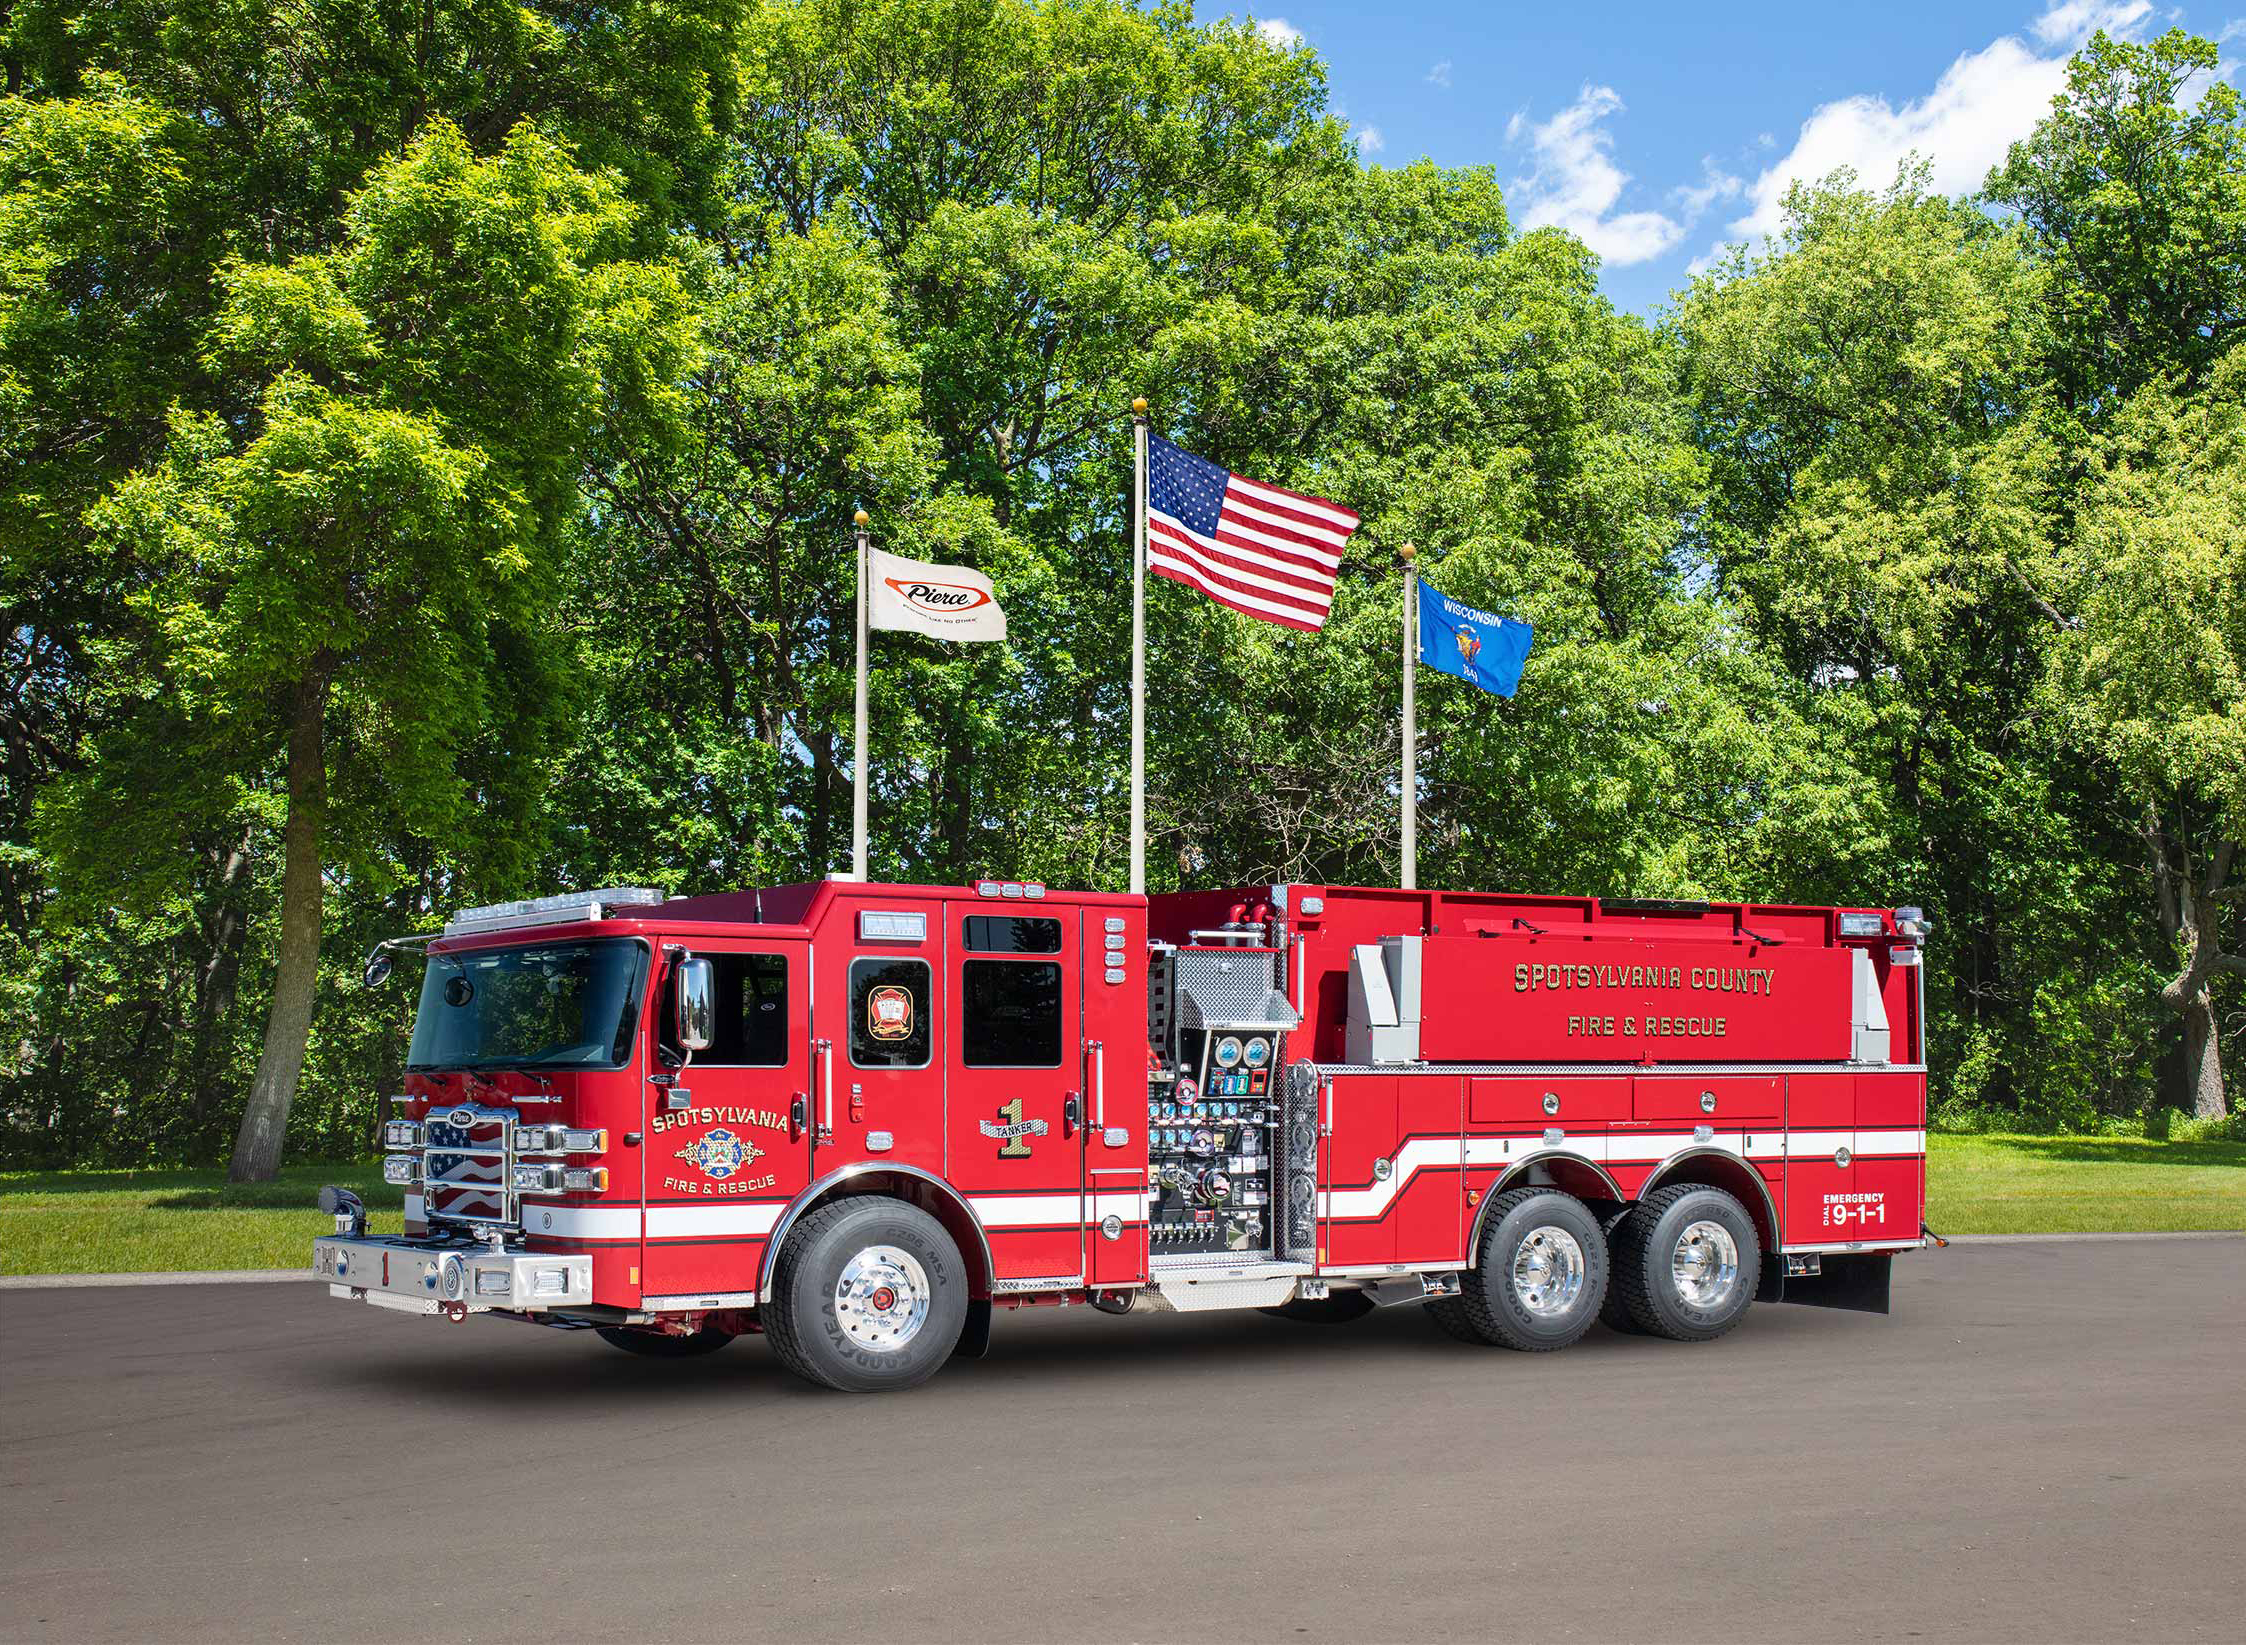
xmin=443 ymin=1301 xmax=469 ymax=1323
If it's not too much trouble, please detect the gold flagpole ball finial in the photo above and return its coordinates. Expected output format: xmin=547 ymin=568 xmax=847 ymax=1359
xmin=1131 ymin=397 xmax=1148 ymax=415
xmin=853 ymin=508 xmax=869 ymax=526
xmin=1399 ymin=541 xmax=1416 ymax=563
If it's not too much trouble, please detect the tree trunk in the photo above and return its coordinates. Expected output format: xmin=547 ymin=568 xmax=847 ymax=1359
xmin=228 ymin=676 xmax=327 ymax=1183
xmin=2181 ymin=988 xmax=2226 ymax=1122
xmin=189 ymin=834 xmax=255 ymax=1135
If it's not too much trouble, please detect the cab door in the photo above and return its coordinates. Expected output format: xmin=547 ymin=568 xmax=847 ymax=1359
xmin=811 ymin=902 xmax=948 ymax=1179
xmin=945 ymin=906 xmax=1085 ymax=1284
xmin=642 ymin=939 xmax=812 ymax=1304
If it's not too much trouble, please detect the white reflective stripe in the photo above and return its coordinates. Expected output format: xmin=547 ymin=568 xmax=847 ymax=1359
xmin=1785 ymin=1130 xmax=1854 ymax=1156
xmin=644 ymin=1203 xmax=780 ymax=1239
xmin=1090 ymin=1191 xmax=1149 ymax=1222
xmin=527 ymin=1204 xmax=643 ymax=1240
xmin=1855 ymin=1128 xmax=1926 ymax=1156
xmin=969 ymin=1194 xmax=1084 ymax=1228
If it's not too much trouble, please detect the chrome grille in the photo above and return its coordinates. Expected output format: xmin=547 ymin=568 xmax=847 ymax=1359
xmin=418 ymin=1103 xmax=523 ymax=1228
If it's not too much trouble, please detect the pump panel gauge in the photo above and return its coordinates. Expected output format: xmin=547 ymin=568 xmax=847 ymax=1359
xmin=1242 ymin=1036 xmax=1272 ymax=1069
xmin=1214 ymin=1035 xmax=1243 ymax=1069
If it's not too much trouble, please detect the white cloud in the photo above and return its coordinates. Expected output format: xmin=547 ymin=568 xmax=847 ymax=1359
xmin=1507 ymin=85 xmax=1693 ymax=266
xmin=1713 ymin=1 xmax=2152 ymax=253
xmin=2031 ymin=1 xmax=2149 ymax=46
xmin=1255 ymin=17 xmax=1303 ymax=50
xmin=1672 ymin=158 xmax=1744 ymax=217
xmin=1356 ymin=125 xmax=1386 ymax=153
xmin=1427 ymin=60 xmax=1453 ymax=88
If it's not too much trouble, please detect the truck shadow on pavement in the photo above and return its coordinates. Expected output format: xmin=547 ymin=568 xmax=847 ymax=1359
xmin=290 ymin=1300 xmax=1794 ymax=1411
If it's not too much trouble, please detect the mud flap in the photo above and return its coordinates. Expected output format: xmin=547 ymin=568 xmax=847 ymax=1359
xmin=1779 ymin=1252 xmax=1892 ymax=1314
xmin=1756 ymin=1254 xmax=1786 ymax=1304
xmin=952 ymin=1297 xmax=993 ymax=1359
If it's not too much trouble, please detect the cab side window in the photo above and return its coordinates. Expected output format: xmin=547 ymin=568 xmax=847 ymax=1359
xmin=962 ymin=960 xmax=1063 ymax=1067
xmin=659 ymin=952 xmax=789 ymax=1066
xmin=850 ymin=957 xmax=932 ymax=1069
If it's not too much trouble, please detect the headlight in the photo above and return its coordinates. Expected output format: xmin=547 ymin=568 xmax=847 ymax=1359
xmin=381 ymin=1155 xmax=418 ymax=1185
xmin=382 ymin=1120 xmax=421 ymax=1149
xmin=530 ymin=1266 xmax=572 ymax=1298
xmin=513 ymin=1164 xmax=607 ymax=1194
xmin=513 ymin=1125 xmax=607 ymax=1155
xmin=1838 ymin=912 xmax=1885 ymax=937
xmin=474 ymin=1269 xmax=512 ymax=1298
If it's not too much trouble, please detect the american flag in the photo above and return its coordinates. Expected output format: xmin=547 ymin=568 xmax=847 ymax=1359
xmin=1146 ymin=435 xmax=1360 ymax=632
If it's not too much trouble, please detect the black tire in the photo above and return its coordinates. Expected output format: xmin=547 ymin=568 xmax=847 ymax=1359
xmin=1448 ymin=1187 xmax=1609 ymax=1351
xmin=594 ymin=1324 xmax=735 ymax=1358
xmin=762 ymin=1196 xmax=969 ymax=1392
xmin=1598 ymin=1205 xmax=1649 ymax=1335
xmin=1260 ymin=1290 xmax=1377 ymax=1324
xmin=1610 ymin=1183 xmax=1760 ymax=1343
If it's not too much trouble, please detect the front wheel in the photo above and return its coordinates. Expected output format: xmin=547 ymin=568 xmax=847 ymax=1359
xmin=1610 ymin=1184 xmax=1760 ymax=1342
xmin=762 ymin=1196 xmax=969 ymax=1392
xmin=1441 ymin=1187 xmax=1608 ymax=1352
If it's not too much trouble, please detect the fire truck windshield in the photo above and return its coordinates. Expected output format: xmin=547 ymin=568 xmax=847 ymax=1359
xmin=406 ymin=938 xmax=648 ymax=1072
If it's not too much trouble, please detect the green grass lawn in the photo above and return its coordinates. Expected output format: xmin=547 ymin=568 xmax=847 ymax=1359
xmin=1926 ymin=1132 xmax=2245 ymax=1235
xmin=0 ymin=1161 xmax=404 ymax=1275
xmin=1 ymin=1135 xmax=2238 ymax=1275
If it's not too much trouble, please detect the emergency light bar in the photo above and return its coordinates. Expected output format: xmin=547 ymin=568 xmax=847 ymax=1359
xmin=443 ymin=886 xmax=665 ymax=936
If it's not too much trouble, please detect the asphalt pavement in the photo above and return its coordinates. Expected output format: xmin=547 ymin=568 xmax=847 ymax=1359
xmin=3 ymin=1237 xmax=2241 ymax=1643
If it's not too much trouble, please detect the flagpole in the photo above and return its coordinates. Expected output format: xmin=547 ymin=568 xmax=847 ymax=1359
xmin=1130 ymin=397 xmax=1149 ymax=895
xmin=1400 ymin=542 xmax=1417 ymax=892
xmin=851 ymin=507 xmax=871 ymax=880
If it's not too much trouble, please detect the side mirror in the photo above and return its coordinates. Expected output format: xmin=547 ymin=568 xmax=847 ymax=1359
xmin=362 ymin=947 xmax=393 ymax=989
xmin=675 ymin=957 xmax=715 ymax=1053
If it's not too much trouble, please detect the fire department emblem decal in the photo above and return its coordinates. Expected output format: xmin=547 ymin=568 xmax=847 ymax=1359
xmin=866 ymin=984 xmax=915 ymax=1041
xmin=675 ymin=1127 xmax=763 ymax=1181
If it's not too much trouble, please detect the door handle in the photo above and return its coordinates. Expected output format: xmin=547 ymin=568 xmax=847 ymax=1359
xmin=789 ymin=1095 xmax=807 ymax=1139
xmin=1063 ymin=1095 xmax=1081 ymax=1136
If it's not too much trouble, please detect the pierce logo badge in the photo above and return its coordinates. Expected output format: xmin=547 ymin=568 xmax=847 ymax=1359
xmin=883 ymin=577 xmax=993 ymax=614
xmin=674 ymin=1128 xmax=763 ymax=1181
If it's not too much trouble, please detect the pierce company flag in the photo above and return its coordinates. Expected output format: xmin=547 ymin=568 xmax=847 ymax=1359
xmin=1417 ymin=579 xmax=1532 ymax=698
xmin=868 ymin=546 xmax=1008 ymax=642
xmin=1146 ymin=435 xmax=1359 ymax=632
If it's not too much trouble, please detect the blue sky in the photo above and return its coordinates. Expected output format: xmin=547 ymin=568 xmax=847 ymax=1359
xmin=1237 ymin=2 xmax=2243 ymax=313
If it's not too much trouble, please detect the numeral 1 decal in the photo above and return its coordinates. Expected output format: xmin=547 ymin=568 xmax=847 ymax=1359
xmin=996 ymin=1096 xmax=1032 ymax=1158
xmin=978 ymin=1097 xmax=1049 ymax=1157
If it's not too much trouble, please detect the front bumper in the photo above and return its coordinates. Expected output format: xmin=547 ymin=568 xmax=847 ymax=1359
xmin=312 ymin=1236 xmax=593 ymax=1315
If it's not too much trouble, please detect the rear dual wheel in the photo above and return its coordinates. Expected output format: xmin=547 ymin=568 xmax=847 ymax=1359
xmin=1604 ymin=1184 xmax=1759 ymax=1342
xmin=1428 ymin=1188 xmax=1609 ymax=1351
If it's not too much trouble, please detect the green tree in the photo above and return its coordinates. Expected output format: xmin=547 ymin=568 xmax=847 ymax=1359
xmin=53 ymin=124 xmax=657 ymax=1178
xmin=2049 ymin=355 xmax=2246 ymax=1118
xmin=1986 ymin=27 xmax=2244 ymax=411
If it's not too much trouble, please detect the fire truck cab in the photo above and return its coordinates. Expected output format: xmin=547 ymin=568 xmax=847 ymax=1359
xmin=317 ymin=877 xmax=1930 ymax=1391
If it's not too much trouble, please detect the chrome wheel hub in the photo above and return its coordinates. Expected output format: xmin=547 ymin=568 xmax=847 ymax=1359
xmin=1510 ymin=1225 xmax=1587 ymax=1317
xmin=1672 ymin=1220 xmax=1740 ymax=1309
xmin=834 ymin=1244 xmax=930 ymax=1353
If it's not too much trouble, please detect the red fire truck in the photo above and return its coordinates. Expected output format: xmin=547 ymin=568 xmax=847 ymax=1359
xmin=317 ymin=878 xmax=1932 ymax=1391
